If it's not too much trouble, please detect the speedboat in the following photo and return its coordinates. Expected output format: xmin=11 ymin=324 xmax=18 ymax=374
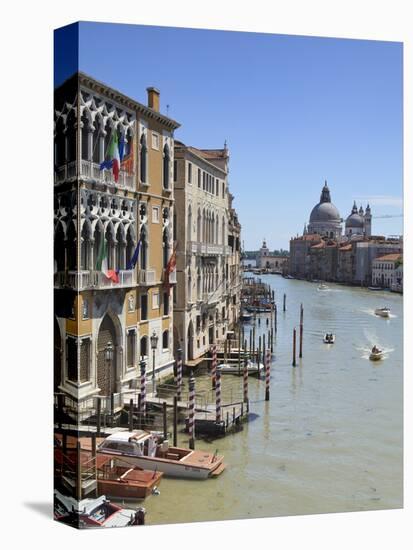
xmin=369 ymin=347 xmax=384 ymax=361
xmin=54 ymin=490 xmax=145 ymax=527
xmin=323 ymin=333 xmax=335 ymax=344
xmin=97 ymin=430 xmax=225 ymax=480
xmin=374 ymin=307 xmax=390 ymax=318
xmin=318 ymin=283 xmax=329 ymax=291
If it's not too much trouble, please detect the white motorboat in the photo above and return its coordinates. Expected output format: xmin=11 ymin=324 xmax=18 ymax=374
xmin=98 ymin=431 xmax=225 ymax=480
xmin=218 ymin=361 xmax=263 ymax=375
xmin=318 ymin=283 xmax=329 ymax=291
xmin=374 ymin=307 xmax=390 ymax=318
xmin=369 ymin=346 xmax=384 ymax=361
xmin=323 ymin=333 xmax=335 ymax=344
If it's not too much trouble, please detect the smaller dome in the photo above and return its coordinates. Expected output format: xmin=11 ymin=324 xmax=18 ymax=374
xmin=346 ymin=213 xmax=364 ymax=228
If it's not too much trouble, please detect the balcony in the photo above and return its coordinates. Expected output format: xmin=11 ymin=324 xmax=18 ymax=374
xmin=80 ymin=160 xmax=135 ymax=191
xmin=54 ymin=161 xmax=77 ymax=184
xmin=139 ymin=269 xmax=157 ymax=285
xmin=54 ymin=269 xmax=136 ymax=290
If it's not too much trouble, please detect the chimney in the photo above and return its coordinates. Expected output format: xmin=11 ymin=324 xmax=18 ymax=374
xmin=147 ymin=87 xmax=160 ymax=112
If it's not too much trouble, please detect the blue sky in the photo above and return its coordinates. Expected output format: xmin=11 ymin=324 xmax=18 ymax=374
xmin=56 ymin=22 xmax=403 ymax=249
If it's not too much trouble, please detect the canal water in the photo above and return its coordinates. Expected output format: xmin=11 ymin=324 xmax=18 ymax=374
xmin=144 ymin=276 xmax=403 ymax=524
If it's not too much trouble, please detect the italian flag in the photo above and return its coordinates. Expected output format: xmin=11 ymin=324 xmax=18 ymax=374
xmin=100 ymin=132 xmax=120 ymax=182
xmin=96 ymin=236 xmax=119 ymax=283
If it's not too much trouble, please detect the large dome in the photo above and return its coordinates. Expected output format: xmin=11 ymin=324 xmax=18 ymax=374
xmin=309 ymin=201 xmax=341 ymax=223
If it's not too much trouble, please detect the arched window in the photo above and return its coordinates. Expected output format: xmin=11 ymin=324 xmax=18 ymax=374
xmin=116 ymin=225 xmax=125 ymax=270
xmin=188 ymin=270 xmax=192 ymax=301
xmin=163 ymin=143 xmax=170 ymax=189
xmin=66 ymin=223 xmax=77 ymax=271
xmin=221 ymin=216 xmax=225 ymax=246
xmin=54 ymin=222 xmax=66 ymax=272
xmin=163 ymin=229 xmax=169 ymax=269
xmin=187 ymin=205 xmax=192 ymax=241
xmin=126 ymin=228 xmax=134 ymax=270
xmin=162 ymin=330 xmax=169 ymax=350
xmin=197 ymin=210 xmax=201 ymax=242
xmin=81 ymin=113 xmax=90 ymax=161
xmin=140 ymin=336 xmax=148 ymax=358
xmin=140 ymin=133 xmax=147 ymax=183
xmin=80 ymin=222 xmax=91 ymax=271
xmin=93 ymin=223 xmax=103 ymax=272
xmin=140 ymin=227 xmax=148 ymax=270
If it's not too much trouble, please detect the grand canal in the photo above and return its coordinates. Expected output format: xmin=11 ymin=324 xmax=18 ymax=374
xmin=144 ymin=276 xmax=403 ymax=524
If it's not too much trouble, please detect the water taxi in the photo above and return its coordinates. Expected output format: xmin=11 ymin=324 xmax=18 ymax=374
xmin=369 ymin=346 xmax=384 ymax=361
xmin=323 ymin=333 xmax=335 ymax=344
xmin=98 ymin=431 xmax=226 ymax=480
xmin=374 ymin=307 xmax=390 ymax=318
xmin=218 ymin=361 xmax=263 ymax=376
xmin=318 ymin=283 xmax=329 ymax=291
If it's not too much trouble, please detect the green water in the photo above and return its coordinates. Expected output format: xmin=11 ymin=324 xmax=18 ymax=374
xmin=140 ymin=277 xmax=403 ymax=524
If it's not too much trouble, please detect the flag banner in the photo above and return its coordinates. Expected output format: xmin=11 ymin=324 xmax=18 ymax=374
xmin=121 ymin=136 xmax=134 ymax=175
xmin=164 ymin=242 xmax=177 ymax=288
xmin=100 ymin=132 xmax=120 ymax=182
xmin=96 ymin=235 xmax=119 ymax=282
xmin=126 ymin=236 xmax=142 ymax=270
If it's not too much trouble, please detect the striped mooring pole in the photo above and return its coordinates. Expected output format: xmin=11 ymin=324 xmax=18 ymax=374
xmin=188 ymin=371 xmax=195 ymax=449
xmin=211 ymin=344 xmax=217 ymax=389
xmin=140 ymin=359 xmax=147 ymax=416
xmin=176 ymin=347 xmax=183 ymax=401
xmin=215 ymin=365 xmax=222 ymax=423
xmin=243 ymin=355 xmax=249 ymax=403
xmin=265 ymin=348 xmax=271 ymax=401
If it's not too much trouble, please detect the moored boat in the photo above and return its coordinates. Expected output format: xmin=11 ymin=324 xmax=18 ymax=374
xmin=54 ymin=489 xmax=145 ymax=527
xmin=374 ymin=307 xmax=390 ymax=318
xmin=218 ymin=361 xmax=263 ymax=376
xmin=97 ymin=431 xmax=226 ymax=480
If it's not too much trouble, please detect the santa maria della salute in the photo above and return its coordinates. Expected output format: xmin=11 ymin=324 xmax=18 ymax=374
xmin=289 ymin=181 xmax=401 ymax=285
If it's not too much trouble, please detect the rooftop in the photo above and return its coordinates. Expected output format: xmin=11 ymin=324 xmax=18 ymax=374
xmin=373 ymin=253 xmax=402 ymax=262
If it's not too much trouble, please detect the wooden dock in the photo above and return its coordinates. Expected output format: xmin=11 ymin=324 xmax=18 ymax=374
xmin=186 ymin=401 xmax=248 ymax=437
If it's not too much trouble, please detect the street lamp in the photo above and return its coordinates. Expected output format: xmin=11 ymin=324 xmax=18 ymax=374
xmin=150 ymin=331 xmax=159 ymax=396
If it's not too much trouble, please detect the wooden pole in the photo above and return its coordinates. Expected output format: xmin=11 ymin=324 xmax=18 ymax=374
xmin=270 ymin=328 xmax=273 ymax=353
xmin=129 ymin=398 xmax=133 ymax=432
xmin=96 ymin=397 xmax=101 ymax=437
xmin=258 ymin=335 xmax=262 ymax=367
xmin=299 ymin=304 xmax=304 ymax=358
xmin=215 ymin=366 xmax=222 ymax=423
xmin=263 ymin=334 xmax=266 ymax=364
xmin=173 ymin=395 xmax=178 ymax=447
xmin=265 ymin=348 xmax=271 ymax=401
xmin=176 ymin=347 xmax=183 ymax=401
xmin=140 ymin=359 xmax=146 ymax=417
xmin=188 ymin=372 xmax=195 ymax=449
xmin=110 ymin=393 xmax=115 ymax=428
xmin=292 ymin=327 xmax=297 ymax=367
xmin=238 ymin=325 xmax=241 ymax=375
xmin=283 ymin=293 xmax=286 ymax=312
xmin=162 ymin=401 xmax=168 ymax=440
xmin=249 ymin=329 xmax=252 ymax=361
xmin=137 ymin=394 xmax=142 ymax=429
xmin=274 ymin=303 xmax=277 ymax=333
xmin=211 ymin=344 xmax=217 ymax=389
xmin=76 ymin=440 xmax=82 ymax=501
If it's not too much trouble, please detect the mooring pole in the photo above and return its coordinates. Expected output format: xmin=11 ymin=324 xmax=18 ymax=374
xmin=283 ymin=293 xmax=286 ymax=312
xmin=96 ymin=397 xmax=101 ymax=437
xmin=238 ymin=325 xmax=241 ymax=375
xmin=129 ymin=398 xmax=133 ymax=432
xmin=270 ymin=327 xmax=274 ymax=353
xmin=215 ymin=365 xmax=222 ymax=423
xmin=258 ymin=335 xmax=262 ymax=367
xmin=292 ymin=327 xmax=297 ymax=367
xmin=299 ymin=303 xmax=304 ymax=359
xmin=163 ymin=401 xmax=168 ymax=440
xmin=177 ymin=347 xmax=183 ymax=401
xmin=274 ymin=303 xmax=277 ymax=333
xmin=265 ymin=348 xmax=271 ymax=401
xmin=140 ymin=359 xmax=146 ymax=417
xmin=76 ymin=440 xmax=82 ymax=501
xmin=211 ymin=343 xmax=217 ymax=389
xmin=243 ymin=354 xmax=249 ymax=404
xmin=173 ymin=395 xmax=178 ymax=447
xmin=249 ymin=329 xmax=252 ymax=361
xmin=188 ymin=371 xmax=195 ymax=449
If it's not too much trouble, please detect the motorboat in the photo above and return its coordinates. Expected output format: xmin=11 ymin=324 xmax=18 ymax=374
xmin=369 ymin=346 xmax=384 ymax=361
xmin=218 ymin=361 xmax=263 ymax=376
xmin=97 ymin=430 xmax=226 ymax=480
xmin=374 ymin=307 xmax=390 ymax=318
xmin=368 ymin=286 xmax=383 ymax=291
xmin=318 ymin=283 xmax=329 ymax=291
xmin=54 ymin=490 xmax=145 ymax=528
xmin=323 ymin=333 xmax=335 ymax=344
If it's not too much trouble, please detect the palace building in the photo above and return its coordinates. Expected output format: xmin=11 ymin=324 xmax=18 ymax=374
xmin=173 ymin=141 xmax=242 ymax=365
xmin=54 ymin=72 xmax=180 ymax=411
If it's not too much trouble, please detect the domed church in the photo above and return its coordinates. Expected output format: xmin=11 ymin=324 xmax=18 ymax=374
xmin=345 ymin=201 xmax=372 ymax=238
xmin=307 ymin=181 xmax=342 ymax=240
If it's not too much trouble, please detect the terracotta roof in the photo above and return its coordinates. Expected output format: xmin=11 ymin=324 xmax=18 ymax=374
xmin=311 ymin=241 xmax=326 ymax=249
xmin=339 ymin=244 xmax=352 ymax=251
xmin=373 ymin=253 xmax=402 ymax=262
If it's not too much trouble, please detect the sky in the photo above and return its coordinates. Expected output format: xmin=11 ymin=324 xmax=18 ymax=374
xmin=55 ymin=22 xmax=403 ymax=250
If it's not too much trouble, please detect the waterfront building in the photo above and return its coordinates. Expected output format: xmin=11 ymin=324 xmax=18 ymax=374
xmin=173 ymin=141 xmax=241 ymax=364
xmin=257 ymin=239 xmax=289 ymax=271
xmin=372 ymin=253 xmax=403 ymax=290
xmin=54 ymin=73 xmax=180 ymax=409
xmin=288 ymin=234 xmax=322 ymax=278
xmin=353 ymin=239 xmax=402 ymax=286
